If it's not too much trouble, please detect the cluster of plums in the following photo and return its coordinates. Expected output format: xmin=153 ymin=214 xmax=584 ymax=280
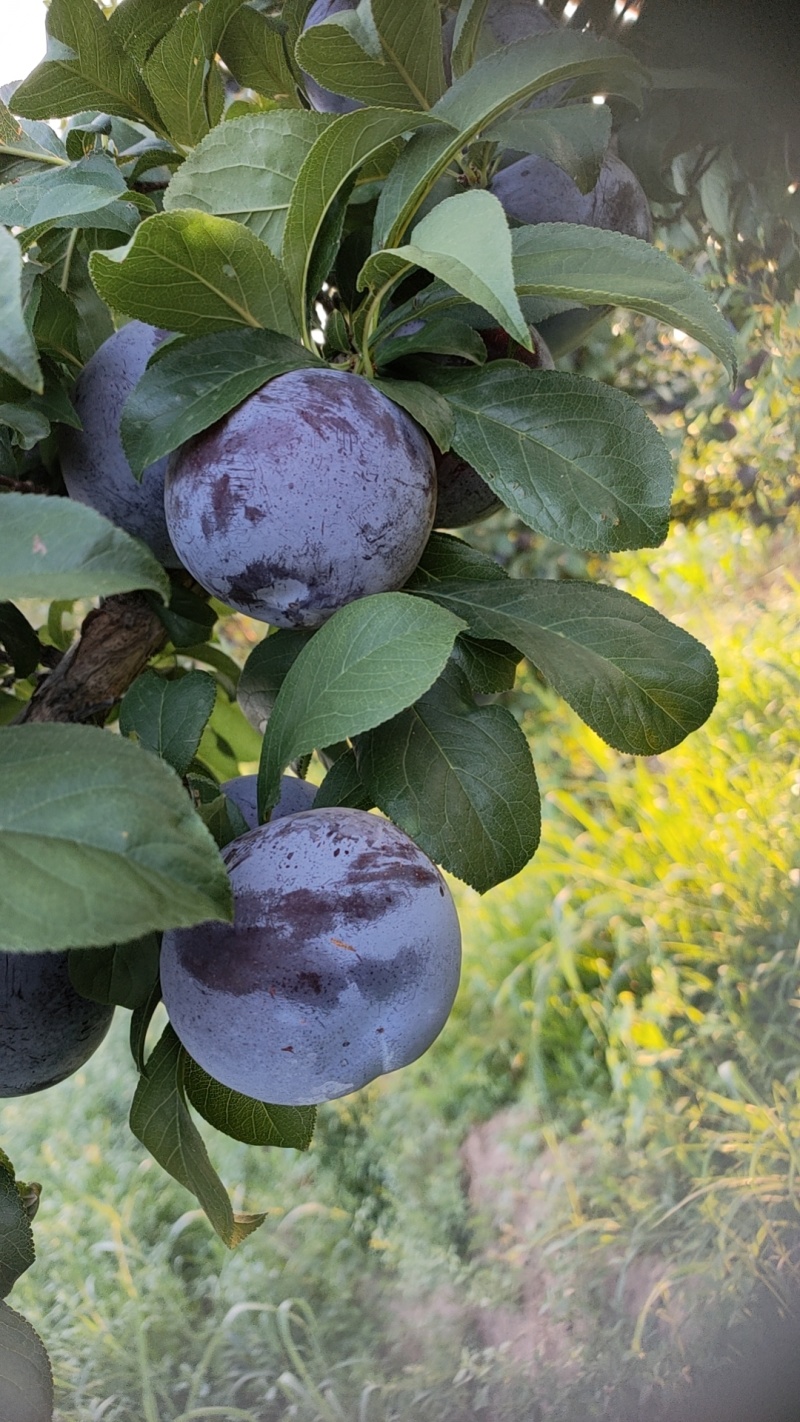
xmin=1 ymin=0 xmax=655 ymax=1109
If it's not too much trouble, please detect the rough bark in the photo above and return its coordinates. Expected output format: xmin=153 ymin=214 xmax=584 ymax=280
xmin=18 ymin=592 xmax=168 ymax=725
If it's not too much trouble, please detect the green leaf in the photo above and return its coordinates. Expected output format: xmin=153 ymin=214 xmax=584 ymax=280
xmin=282 ymin=107 xmax=441 ymax=336
xmin=0 ymin=1166 xmax=35 ymax=1300
xmin=425 ymin=364 xmax=675 ymax=552
xmin=373 ymin=316 xmax=487 ymax=369
xmin=414 ymin=578 xmax=719 ymax=754
xmin=450 ymin=0 xmax=490 ymax=80
xmin=408 ymin=529 xmax=509 ymax=586
xmin=129 ymin=976 xmax=162 ymax=1075
xmin=0 ymin=228 xmax=42 ymax=394
xmin=357 ymin=658 xmax=539 ymax=892
xmin=164 ymin=111 xmax=332 ymax=255
xmin=370 ymin=375 xmax=454 ymax=452
xmin=89 ymin=210 xmax=300 ymax=341
xmin=488 ymin=102 xmax=613 ymax=192
xmin=148 ymin=583 xmax=217 ymax=651
xmin=511 ymin=224 xmax=737 ymax=379
xmin=374 ymin=29 xmax=645 ymax=247
xmin=313 ymin=746 xmax=372 ymax=810
xmin=130 ymin=1025 xmax=265 ymax=1249
xmin=0 ymin=724 xmax=233 ymax=952
xmin=193 ymin=790 xmax=247 ymax=850
xmin=198 ymin=690 xmax=263 ymax=783
xmin=371 ymin=0 xmax=446 ymax=106
xmin=218 ymin=6 xmax=300 ymax=106
xmin=452 ymin=634 xmax=520 ymax=694
xmin=0 ymin=405 xmax=49 ymax=451
xmin=298 ymin=0 xmax=445 ymax=107
xmin=0 ymin=100 xmax=68 ymax=178
xmin=0 ymin=604 xmax=40 ymax=678
xmin=0 ymin=154 xmax=128 ymax=231
xmin=0 ymin=495 xmax=170 ymax=603
xmin=68 ymin=933 xmax=161 ymax=1009
xmin=121 ymin=328 xmax=320 ymax=476
xmin=0 ymin=1301 xmax=53 ymax=1422
xmin=0 ymin=359 xmax=82 ymax=445
xmin=107 ymin=0 xmax=188 ymax=67
xmin=11 ymin=0 xmax=161 ymax=129
xmin=143 ymin=10 xmax=217 ymax=149
xmin=361 ymin=189 xmax=530 ymax=350
xmin=197 ymin=0 xmax=251 ymax=58
xmin=371 ymin=123 xmax=459 ymax=252
xmin=182 ymin=1054 xmax=317 ymax=1149
xmin=257 ymin=592 xmax=465 ymax=817
xmin=296 ymin=7 xmax=418 ymax=110
xmin=239 ymin=628 xmax=313 ymax=734
xmin=119 ymin=669 xmax=217 ymax=777
xmin=31 ymin=278 xmax=83 ymax=369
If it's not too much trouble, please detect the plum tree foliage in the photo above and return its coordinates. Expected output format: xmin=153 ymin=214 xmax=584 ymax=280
xmin=0 ymin=0 xmax=772 ymax=1405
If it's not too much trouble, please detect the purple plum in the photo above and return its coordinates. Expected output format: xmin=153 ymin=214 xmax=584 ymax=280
xmin=434 ymin=324 xmax=555 ymax=528
xmin=491 ymin=150 xmax=653 ymax=241
xmin=164 ymin=367 xmax=436 ymax=628
xmin=482 ymin=0 xmax=559 ymax=49
xmin=301 ymin=0 xmax=362 ymax=113
xmin=58 ymin=321 xmax=180 ymax=567
xmin=0 ymin=951 xmax=114 ymax=1098
xmin=221 ymin=773 xmax=317 ymax=830
xmin=160 ymin=808 xmax=462 ymax=1105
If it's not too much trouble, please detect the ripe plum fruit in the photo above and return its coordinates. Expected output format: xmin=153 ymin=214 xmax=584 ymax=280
xmin=58 ymin=321 xmax=180 ymax=567
xmin=491 ymin=150 xmax=653 ymax=241
xmin=164 ymin=368 xmax=436 ymax=628
xmin=221 ymin=773 xmax=316 ymax=830
xmin=434 ymin=324 xmax=554 ymax=528
xmin=301 ymin=0 xmax=362 ymax=113
xmin=160 ymin=808 xmax=462 ymax=1105
xmin=0 ymin=951 xmax=114 ymax=1097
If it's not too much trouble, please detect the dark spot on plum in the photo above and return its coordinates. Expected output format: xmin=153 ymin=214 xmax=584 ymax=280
xmin=342 ymin=1041 xmax=350 ymax=1047
xmin=244 ymin=505 xmax=262 ymax=524
xmin=297 ymin=971 xmax=323 ymax=996
xmin=210 ymin=472 xmax=236 ymax=533
xmin=282 ymin=1045 xmax=294 ymax=1053
xmin=376 ymin=1027 xmax=384 ymax=1034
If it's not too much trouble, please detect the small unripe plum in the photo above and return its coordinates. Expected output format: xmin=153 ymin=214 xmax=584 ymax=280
xmin=58 ymin=321 xmax=180 ymax=567
xmin=160 ymin=808 xmax=461 ymax=1105
xmin=164 ymin=368 xmax=436 ymax=628
xmin=221 ymin=773 xmax=316 ymax=830
xmin=434 ymin=325 xmax=554 ymax=528
xmin=491 ymin=150 xmax=653 ymax=242
xmin=301 ymin=0 xmax=362 ymax=113
xmin=0 ymin=951 xmax=114 ymax=1098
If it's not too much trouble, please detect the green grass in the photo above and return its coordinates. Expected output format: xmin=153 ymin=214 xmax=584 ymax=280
xmin=4 ymin=514 xmax=800 ymax=1420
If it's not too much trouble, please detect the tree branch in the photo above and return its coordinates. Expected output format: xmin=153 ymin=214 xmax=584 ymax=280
xmin=18 ymin=593 xmax=168 ymax=725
